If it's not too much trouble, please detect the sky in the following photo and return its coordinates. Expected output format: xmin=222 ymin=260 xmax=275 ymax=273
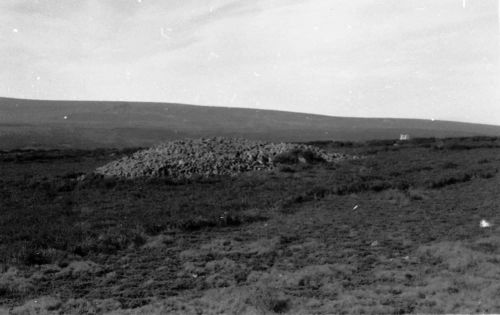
xmin=1 ymin=0 xmax=499 ymax=125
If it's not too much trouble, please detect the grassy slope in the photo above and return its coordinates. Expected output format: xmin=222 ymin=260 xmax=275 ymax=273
xmin=1 ymin=137 xmax=500 ymax=313
xmin=2 ymin=97 xmax=500 ymax=149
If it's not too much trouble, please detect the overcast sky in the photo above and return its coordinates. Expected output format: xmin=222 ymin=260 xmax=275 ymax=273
xmin=1 ymin=0 xmax=499 ymax=124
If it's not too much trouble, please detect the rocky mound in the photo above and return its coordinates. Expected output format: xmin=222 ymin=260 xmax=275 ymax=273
xmin=95 ymin=137 xmax=352 ymax=179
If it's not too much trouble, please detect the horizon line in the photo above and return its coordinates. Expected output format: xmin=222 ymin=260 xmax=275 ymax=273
xmin=1 ymin=95 xmax=499 ymax=128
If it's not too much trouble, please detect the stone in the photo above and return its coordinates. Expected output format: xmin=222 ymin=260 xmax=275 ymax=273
xmin=94 ymin=137 xmax=355 ymax=180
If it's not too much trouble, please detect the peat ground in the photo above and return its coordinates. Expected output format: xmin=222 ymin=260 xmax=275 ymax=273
xmin=1 ymin=137 xmax=500 ymax=314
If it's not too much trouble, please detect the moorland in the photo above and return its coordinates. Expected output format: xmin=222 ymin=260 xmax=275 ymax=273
xmin=3 ymin=96 xmax=500 ymax=149
xmin=2 ymin=136 xmax=500 ymax=314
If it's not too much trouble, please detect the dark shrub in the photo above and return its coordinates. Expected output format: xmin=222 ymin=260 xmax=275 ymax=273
xmin=446 ymin=143 xmax=472 ymax=150
xmin=80 ymin=227 xmax=147 ymax=255
xmin=270 ymin=298 xmax=290 ymax=313
xmin=332 ymin=182 xmax=369 ymax=195
xmin=274 ymin=149 xmax=323 ymax=165
xmin=178 ymin=216 xmax=214 ymax=230
xmin=395 ymin=180 xmax=410 ymax=190
xmin=441 ymin=162 xmax=459 ymax=169
xmin=103 ymin=178 xmax=119 ymax=189
xmin=324 ymin=163 xmax=337 ymax=170
xmin=23 ymin=249 xmax=51 ymax=266
xmin=177 ymin=211 xmax=249 ymax=231
xmin=248 ymin=287 xmax=291 ymax=314
xmin=364 ymin=149 xmax=379 ymax=155
xmin=289 ymin=186 xmax=330 ymax=205
xmin=306 ymin=186 xmax=329 ymax=199
xmin=273 ymin=150 xmax=301 ymax=164
xmin=369 ymin=180 xmax=392 ymax=192
xmin=366 ymin=139 xmax=396 ymax=146
xmin=278 ymin=165 xmax=296 ymax=173
xmin=62 ymin=172 xmax=86 ymax=180
xmin=410 ymin=137 xmax=436 ymax=145
xmin=426 ymin=172 xmax=472 ymax=189
xmin=474 ymin=169 xmax=498 ymax=179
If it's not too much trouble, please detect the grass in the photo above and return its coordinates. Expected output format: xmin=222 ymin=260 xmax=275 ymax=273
xmin=1 ymin=137 xmax=498 ymax=266
xmin=1 ymin=136 xmax=500 ymax=313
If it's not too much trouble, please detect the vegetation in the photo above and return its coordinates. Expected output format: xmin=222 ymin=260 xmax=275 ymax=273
xmin=1 ymin=136 xmax=500 ymax=313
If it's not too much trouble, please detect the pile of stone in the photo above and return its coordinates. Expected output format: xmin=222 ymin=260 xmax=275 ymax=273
xmin=95 ymin=137 xmax=351 ymax=179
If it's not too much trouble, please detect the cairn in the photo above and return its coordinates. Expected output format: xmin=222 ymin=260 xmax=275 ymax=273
xmin=95 ymin=137 xmax=351 ymax=179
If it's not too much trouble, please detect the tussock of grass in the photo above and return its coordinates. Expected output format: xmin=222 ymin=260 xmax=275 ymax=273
xmin=5 ymin=296 xmax=123 ymax=315
xmin=380 ymin=189 xmax=410 ymax=206
xmin=0 ymin=267 xmax=34 ymax=297
xmin=175 ymin=209 xmax=267 ymax=231
xmin=246 ymin=286 xmax=291 ymax=314
xmin=417 ymin=242 xmax=480 ymax=271
xmin=425 ymin=167 xmax=498 ymax=189
xmin=10 ymin=296 xmax=62 ymax=315
xmin=425 ymin=172 xmax=472 ymax=189
xmin=411 ymin=239 xmax=500 ymax=313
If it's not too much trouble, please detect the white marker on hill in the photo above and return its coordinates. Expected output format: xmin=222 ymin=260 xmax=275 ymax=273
xmin=480 ymin=219 xmax=492 ymax=228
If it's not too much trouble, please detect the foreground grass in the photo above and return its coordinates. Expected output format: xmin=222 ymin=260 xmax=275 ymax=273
xmin=1 ymin=136 xmax=500 ymax=313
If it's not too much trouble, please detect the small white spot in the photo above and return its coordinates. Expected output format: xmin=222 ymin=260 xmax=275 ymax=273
xmin=63 ymin=115 xmax=68 ymax=120
xmin=353 ymin=205 xmax=359 ymax=210
xmin=253 ymin=71 xmax=261 ymax=77
xmin=12 ymin=28 xmax=18 ymax=33
xmin=431 ymin=118 xmax=435 ymax=121
xmin=137 ymin=0 xmax=142 ymax=3
xmin=480 ymin=219 xmax=492 ymax=228
xmin=36 ymin=76 xmax=41 ymax=81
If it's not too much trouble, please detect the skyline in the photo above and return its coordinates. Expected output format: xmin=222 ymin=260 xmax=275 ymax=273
xmin=1 ymin=0 xmax=499 ymax=125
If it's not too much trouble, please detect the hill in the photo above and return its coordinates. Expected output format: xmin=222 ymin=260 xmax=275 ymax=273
xmin=1 ymin=97 xmax=500 ymax=149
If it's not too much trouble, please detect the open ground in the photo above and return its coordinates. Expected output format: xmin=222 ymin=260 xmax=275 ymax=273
xmin=1 ymin=137 xmax=500 ymax=314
